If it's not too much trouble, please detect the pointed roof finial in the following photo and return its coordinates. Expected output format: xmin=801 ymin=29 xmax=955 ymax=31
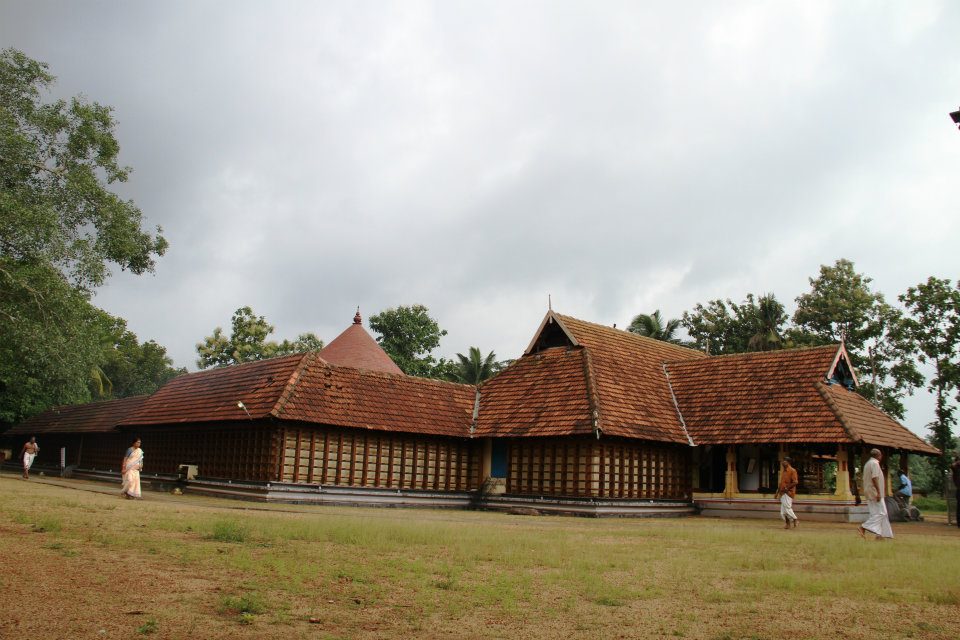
xmin=353 ymin=307 xmax=362 ymax=325
xmin=548 ymin=294 xmax=552 ymax=311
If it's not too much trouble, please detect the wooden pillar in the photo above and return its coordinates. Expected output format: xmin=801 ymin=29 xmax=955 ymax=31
xmin=481 ymin=438 xmax=492 ymax=481
xmin=691 ymin=447 xmax=700 ymax=491
xmin=834 ymin=445 xmax=853 ymax=498
xmin=884 ymin=449 xmax=894 ymax=496
xmin=590 ymin=442 xmax=601 ymax=496
xmin=723 ymin=445 xmax=739 ymax=498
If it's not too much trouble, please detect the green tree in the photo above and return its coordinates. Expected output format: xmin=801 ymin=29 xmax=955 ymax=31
xmin=96 ymin=312 xmax=185 ymax=397
xmin=448 ymin=347 xmax=499 ymax=384
xmin=748 ymin=294 xmax=787 ymax=352
xmin=682 ymin=293 xmax=788 ymax=354
xmin=277 ymin=333 xmax=326 ymax=356
xmin=900 ymin=277 xmax=960 ymax=485
xmin=0 ymin=49 xmax=167 ymax=291
xmin=0 ymin=264 xmax=103 ymax=423
xmin=627 ymin=310 xmax=682 ymax=344
xmin=0 ymin=49 xmax=167 ymax=425
xmin=196 ymin=306 xmax=324 ymax=369
xmin=369 ymin=305 xmax=447 ymax=377
xmin=791 ymin=259 xmax=921 ymax=419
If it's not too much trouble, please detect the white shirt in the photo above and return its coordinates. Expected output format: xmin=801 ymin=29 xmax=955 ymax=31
xmin=863 ymin=457 xmax=884 ymax=502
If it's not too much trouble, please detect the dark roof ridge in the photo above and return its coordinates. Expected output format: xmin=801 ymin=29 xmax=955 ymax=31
xmin=320 ymin=359 xmax=476 ymax=391
xmin=41 ymin=394 xmax=151 ymax=414
xmin=179 ymin=352 xmax=307 ymax=379
xmin=554 ymin=312 xmax=706 ymax=358
xmin=665 ymin=343 xmax=839 ymax=366
xmin=271 ymin=352 xmax=318 ymax=418
xmin=662 ymin=363 xmax=694 ymax=446
xmin=816 ymin=380 xmax=862 ymax=443
xmin=580 ymin=347 xmax=603 ymax=436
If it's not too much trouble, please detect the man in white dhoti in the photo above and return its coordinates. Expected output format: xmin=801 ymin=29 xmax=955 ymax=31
xmin=858 ymin=448 xmax=893 ymax=540
xmin=20 ymin=436 xmax=39 ymax=479
xmin=775 ymin=457 xmax=799 ymax=529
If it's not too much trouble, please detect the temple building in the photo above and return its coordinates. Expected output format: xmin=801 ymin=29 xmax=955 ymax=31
xmin=4 ymin=310 xmax=937 ymax=520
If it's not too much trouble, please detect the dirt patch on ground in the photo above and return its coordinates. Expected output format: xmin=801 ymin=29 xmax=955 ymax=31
xmin=1 ymin=472 xmax=958 ymax=639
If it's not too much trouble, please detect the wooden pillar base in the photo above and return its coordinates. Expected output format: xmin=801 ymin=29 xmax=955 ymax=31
xmin=723 ymin=445 xmax=738 ymax=498
xmin=834 ymin=445 xmax=853 ymax=499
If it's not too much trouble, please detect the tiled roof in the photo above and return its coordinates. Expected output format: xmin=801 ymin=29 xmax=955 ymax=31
xmin=554 ymin=314 xmax=706 ymax=443
xmin=8 ymin=395 xmax=149 ymax=435
xmin=319 ymin=320 xmax=403 ymax=375
xmin=123 ymin=354 xmax=308 ymax=425
xmin=279 ymin=360 xmax=474 ymax=437
xmin=666 ymin=345 xmax=847 ymax=445
xmin=474 ymin=347 xmax=594 ymax=437
xmin=818 ymin=383 xmax=939 ymax=454
xmin=120 ymin=353 xmax=473 ymax=437
xmin=13 ymin=310 xmax=934 ymax=455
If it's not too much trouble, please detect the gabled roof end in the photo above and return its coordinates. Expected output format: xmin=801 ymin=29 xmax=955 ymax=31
xmin=523 ymin=310 xmax=579 ymax=355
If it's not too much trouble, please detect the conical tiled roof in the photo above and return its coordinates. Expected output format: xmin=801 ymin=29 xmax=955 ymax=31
xmin=318 ymin=310 xmax=404 ymax=375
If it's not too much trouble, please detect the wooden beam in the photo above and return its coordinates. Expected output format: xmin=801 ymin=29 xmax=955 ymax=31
xmin=335 ymin=431 xmax=343 ymax=485
xmin=387 ymin=437 xmax=395 ymax=488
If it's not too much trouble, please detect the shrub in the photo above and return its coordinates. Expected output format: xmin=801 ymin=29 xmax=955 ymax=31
xmin=206 ymin=520 xmax=247 ymax=543
xmin=220 ymin=592 xmax=266 ymax=616
xmin=136 ymin=618 xmax=158 ymax=635
xmin=32 ymin=516 xmax=62 ymax=534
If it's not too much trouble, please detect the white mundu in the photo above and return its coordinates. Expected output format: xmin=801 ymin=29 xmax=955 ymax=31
xmin=861 ymin=457 xmax=893 ymax=538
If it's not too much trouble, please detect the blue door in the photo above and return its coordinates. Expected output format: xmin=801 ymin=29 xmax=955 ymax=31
xmin=491 ymin=440 xmax=508 ymax=478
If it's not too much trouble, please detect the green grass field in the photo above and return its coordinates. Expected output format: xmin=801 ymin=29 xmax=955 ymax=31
xmin=911 ymin=495 xmax=947 ymax=512
xmin=1 ymin=472 xmax=958 ymax=639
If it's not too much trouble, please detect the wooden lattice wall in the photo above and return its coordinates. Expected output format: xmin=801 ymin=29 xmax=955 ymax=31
xmin=4 ymin=432 xmax=129 ymax=472
xmin=135 ymin=423 xmax=277 ymax=481
xmin=506 ymin=436 xmax=691 ymax=499
xmin=21 ymin=424 xmax=281 ymax=481
xmin=279 ymin=425 xmax=482 ymax=491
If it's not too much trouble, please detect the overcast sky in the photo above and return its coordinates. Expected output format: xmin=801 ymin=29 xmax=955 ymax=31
xmin=2 ymin=1 xmax=959 ymax=436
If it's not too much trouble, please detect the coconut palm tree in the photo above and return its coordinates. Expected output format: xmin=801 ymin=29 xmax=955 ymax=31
xmin=449 ymin=347 xmax=499 ymax=384
xmin=627 ymin=310 xmax=682 ymax=344
xmin=747 ymin=293 xmax=786 ymax=351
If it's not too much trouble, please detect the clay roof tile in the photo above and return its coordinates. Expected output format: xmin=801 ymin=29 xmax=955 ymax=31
xmin=9 ymin=395 xmax=150 ymax=435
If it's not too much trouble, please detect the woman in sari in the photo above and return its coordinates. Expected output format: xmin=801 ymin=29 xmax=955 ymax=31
xmin=120 ymin=437 xmax=144 ymax=499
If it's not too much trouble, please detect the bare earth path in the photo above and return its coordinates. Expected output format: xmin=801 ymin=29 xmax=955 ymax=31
xmin=1 ymin=470 xmax=958 ymax=640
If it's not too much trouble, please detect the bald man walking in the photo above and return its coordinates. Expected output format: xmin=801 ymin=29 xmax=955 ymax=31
xmin=858 ymin=448 xmax=893 ymax=540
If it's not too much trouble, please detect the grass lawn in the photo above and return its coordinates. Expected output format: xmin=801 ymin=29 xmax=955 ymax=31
xmin=911 ymin=495 xmax=947 ymax=513
xmin=1 ymin=472 xmax=958 ymax=639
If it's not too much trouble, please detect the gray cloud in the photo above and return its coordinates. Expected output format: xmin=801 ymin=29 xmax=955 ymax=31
xmin=2 ymin=1 xmax=959 ymax=434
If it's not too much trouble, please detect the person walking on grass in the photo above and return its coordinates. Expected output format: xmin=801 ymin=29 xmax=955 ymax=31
xmin=20 ymin=436 xmax=39 ymax=479
xmin=775 ymin=457 xmax=799 ymax=529
xmin=120 ymin=437 xmax=144 ymax=499
xmin=858 ymin=448 xmax=893 ymax=540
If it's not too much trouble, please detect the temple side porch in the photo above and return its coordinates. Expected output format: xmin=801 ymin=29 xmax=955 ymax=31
xmin=691 ymin=443 xmax=910 ymax=523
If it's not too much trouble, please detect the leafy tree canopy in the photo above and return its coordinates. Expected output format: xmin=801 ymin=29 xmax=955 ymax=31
xmin=791 ymin=259 xmax=920 ymax=419
xmin=627 ymin=310 xmax=682 ymax=344
xmin=682 ymin=293 xmax=788 ymax=355
xmin=369 ymin=305 xmax=447 ymax=377
xmin=899 ymin=277 xmax=960 ymax=483
xmin=96 ymin=311 xmax=186 ymax=398
xmin=0 ymin=48 xmax=167 ymax=291
xmin=447 ymin=347 xmax=500 ymax=385
xmin=196 ymin=306 xmax=324 ymax=369
xmin=0 ymin=49 xmax=169 ymax=425
xmin=0 ymin=263 xmax=102 ymax=423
